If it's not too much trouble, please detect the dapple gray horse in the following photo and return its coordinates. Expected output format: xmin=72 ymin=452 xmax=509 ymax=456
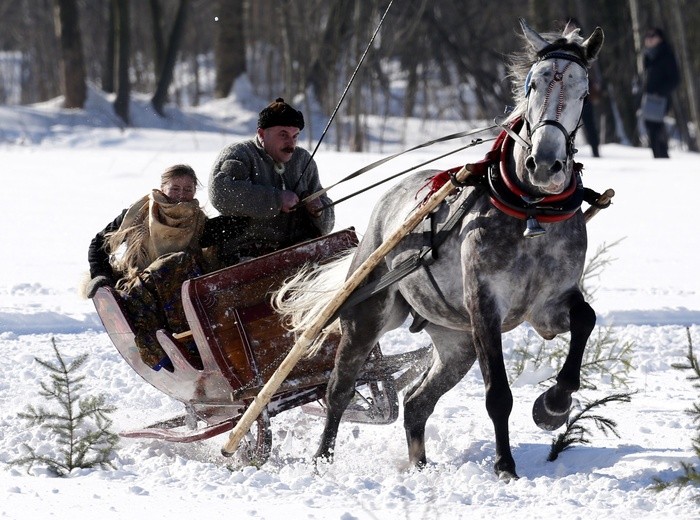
xmin=276 ymin=20 xmax=604 ymax=480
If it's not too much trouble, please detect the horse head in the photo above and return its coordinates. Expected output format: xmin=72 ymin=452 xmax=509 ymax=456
xmin=515 ymin=19 xmax=603 ymax=195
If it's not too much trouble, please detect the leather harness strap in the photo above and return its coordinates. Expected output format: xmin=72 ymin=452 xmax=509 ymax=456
xmin=335 ymin=184 xmax=486 ymax=317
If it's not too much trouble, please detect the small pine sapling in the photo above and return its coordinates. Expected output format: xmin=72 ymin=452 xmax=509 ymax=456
xmin=655 ymin=328 xmax=700 ymax=495
xmin=509 ymin=326 xmax=634 ymax=389
xmin=578 ymin=238 xmax=624 ymax=303
xmin=12 ymin=338 xmax=119 ymax=476
xmin=547 ymin=392 xmax=633 ymax=462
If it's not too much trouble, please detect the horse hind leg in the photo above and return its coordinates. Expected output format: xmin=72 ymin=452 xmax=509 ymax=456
xmin=314 ymin=294 xmax=409 ymax=463
xmin=532 ymin=294 xmax=596 ymax=430
xmin=402 ymin=326 xmax=477 ymax=468
xmin=314 ymin=333 xmax=375 ymax=463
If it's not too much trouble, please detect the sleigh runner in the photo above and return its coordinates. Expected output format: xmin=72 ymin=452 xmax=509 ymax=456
xmin=93 ymin=228 xmax=431 ymax=463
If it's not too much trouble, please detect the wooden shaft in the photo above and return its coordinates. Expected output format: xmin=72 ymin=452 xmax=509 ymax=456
xmin=583 ymin=188 xmax=615 ymax=223
xmin=220 ymin=165 xmax=473 ymax=456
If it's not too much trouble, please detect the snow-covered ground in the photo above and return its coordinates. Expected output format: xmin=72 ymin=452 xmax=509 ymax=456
xmin=0 ymin=87 xmax=699 ymax=519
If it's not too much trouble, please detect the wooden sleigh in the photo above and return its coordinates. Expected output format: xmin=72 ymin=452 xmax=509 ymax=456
xmin=93 ymin=228 xmax=431 ymax=463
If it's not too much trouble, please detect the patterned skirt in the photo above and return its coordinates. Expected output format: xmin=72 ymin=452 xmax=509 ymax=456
xmin=117 ymin=251 xmax=204 ymax=369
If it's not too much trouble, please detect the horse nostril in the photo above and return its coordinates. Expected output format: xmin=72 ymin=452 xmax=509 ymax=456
xmin=550 ymin=160 xmax=563 ymax=174
xmin=525 ymin=156 xmax=536 ymax=172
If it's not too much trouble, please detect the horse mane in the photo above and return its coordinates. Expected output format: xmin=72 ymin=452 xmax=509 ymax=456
xmin=504 ymin=29 xmax=589 ymax=125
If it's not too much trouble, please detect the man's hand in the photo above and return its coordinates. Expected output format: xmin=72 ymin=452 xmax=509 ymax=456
xmin=279 ymin=190 xmax=300 ymax=213
xmin=304 ymin=197 xmax=324 ymax=218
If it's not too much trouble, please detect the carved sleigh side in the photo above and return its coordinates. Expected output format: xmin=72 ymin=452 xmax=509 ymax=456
xmin=93 ymin=286 xmax=242 ymax=441
xmin=182 ymin=228 xmax=360 ymax=405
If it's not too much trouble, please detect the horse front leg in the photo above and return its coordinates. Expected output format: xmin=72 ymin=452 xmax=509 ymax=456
xmin=532 ymin=293 xmax=596 ymax=430
xmin=469 ymin=295 xmax=518 ymax=479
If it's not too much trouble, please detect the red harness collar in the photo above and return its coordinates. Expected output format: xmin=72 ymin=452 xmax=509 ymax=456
xmin=420 ymin=118 xmax=583 ymax=224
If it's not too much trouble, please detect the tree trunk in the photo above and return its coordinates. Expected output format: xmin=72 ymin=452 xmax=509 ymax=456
xmin=113 ymin=0 xmax=131 ymax=126
xmin=151 ymin=0 xmax=188 ymax=116
xmin=54 ymin=0 xmax=86 ymax=109
xmin=670 ymin=0 xmax=699 ymax=151
xmin=149 ymin=0 xmax=165 ymax=80
xmin=102 ymin=0 xmax=116 ymax=93
xmin=349 ymin=1 xmax=368 ymax=152
xmin=628 ymin=0 xmax=644 ymax=78
xmin=305 ymin=1 xmax=354 ymax=114
xmin=213 ymin=0 xmax=246 ymax=98
xmin=275 ymin=1 xmax=293 ymax=100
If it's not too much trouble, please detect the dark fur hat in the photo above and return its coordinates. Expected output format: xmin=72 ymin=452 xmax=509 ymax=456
xmin=257 ymin=98 xmax=305 ymax=130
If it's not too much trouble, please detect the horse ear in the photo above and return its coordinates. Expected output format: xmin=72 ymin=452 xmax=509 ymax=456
xmin=519 ymin=18 xmax=549 ymax=53
xmin=582 ymin=27 xmax=604 ymax=62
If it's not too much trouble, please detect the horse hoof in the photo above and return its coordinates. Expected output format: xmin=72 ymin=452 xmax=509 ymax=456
xmin=532 ymin=388 xmax=572 ymax=431
xmin=497 ymin=470 xmax=520 ymax=482
xmin=313 ymin=450 xmax=334 ymax=466
xmin=494 ymin=458 xmax=519 ymax=481
xmin=412 ymin=458 xmax=427 ymax=471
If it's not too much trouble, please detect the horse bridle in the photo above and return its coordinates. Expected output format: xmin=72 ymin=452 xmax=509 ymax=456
xmin=523 ymin=51 xmax=589 ymax=158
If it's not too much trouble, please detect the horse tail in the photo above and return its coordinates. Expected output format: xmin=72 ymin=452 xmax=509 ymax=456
xmin=272 ymin=247 xmax=356 ymax=356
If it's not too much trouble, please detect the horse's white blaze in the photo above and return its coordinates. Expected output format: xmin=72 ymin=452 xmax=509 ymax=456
xmin=524 ymin=57 xmax=588 ymax=193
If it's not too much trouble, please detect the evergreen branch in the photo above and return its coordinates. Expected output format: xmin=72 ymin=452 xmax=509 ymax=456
xmin=510 ymin=326 xmax=634 ymax=390
xmin=13 ymin=444 xmax=72 ymax=477
xmin=578 ymin=327 xmax=634 ymax=390
xmin=672 ymin=328 xmax=700 ymax=387
xmin=654 ymin=328 xmax=700 ymax=495
xmin=510 ymin=336 xmax=552 ymax=384
xmin=579 ymin=238 xmax=624 ymax=302
xmin=547 ymin=392 xmax=633 ymax=462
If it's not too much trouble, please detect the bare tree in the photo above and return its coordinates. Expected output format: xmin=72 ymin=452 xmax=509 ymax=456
xmin=54 ymin=0 xmax=86 ymax=108
xmin=669 ymin=0 xmax=698 ymax=151
xmin=113 ymin=0 xmax=130 ymax=125
xmin=151 ymin=0 xmax=188 ymax=116
xmin=15 ymin=0 xmax=61 ymax=103
xmin=213 ymin=0 xmax=246 ymax=98
xmin=102 ymin=1 xmax=116 ymax=94
xmin=149 ymin=0 xmax=165 ymax=78
xmin=305 ymin=1 xmax=355 ymax=115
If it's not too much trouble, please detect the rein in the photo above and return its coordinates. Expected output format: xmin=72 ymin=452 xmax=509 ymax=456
xmin=324 ymin=136 xmax=495 ymax=210
xmin=300 ymin=123 xmax=497 ymax=208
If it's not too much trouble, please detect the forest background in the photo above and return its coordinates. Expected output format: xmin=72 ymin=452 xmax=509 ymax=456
xmin=1 ymin=0 xmax=698 ymax=153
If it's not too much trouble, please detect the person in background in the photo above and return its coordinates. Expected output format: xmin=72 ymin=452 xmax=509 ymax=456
xmin=641 ymin=27 xmax=680 ymax=158
xmin=85 ymin=164 xmax=242 ymax=370
xmin=208 ymin=98 xmax=335 ymax=265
